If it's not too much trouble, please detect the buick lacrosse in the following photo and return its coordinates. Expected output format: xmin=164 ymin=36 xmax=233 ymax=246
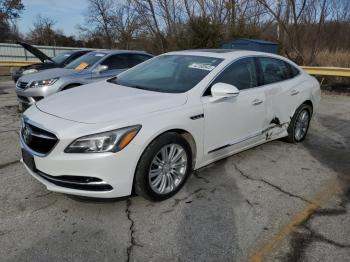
xmin=20 ymin=49 xmax=320 ymax=200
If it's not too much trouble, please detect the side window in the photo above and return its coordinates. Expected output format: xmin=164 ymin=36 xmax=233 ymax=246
xmin=101 ymin=54 xmax=128 ymax=70
xmin=206 ymin=57 xmax=258 ymax=95
xmin=63 ymin=53 xmax=80 ymax=66
xmin=127 ymin=54 xmax=152 ymax=67
xmin=259 ymin=57 xmax=290 ymax=84
xmin=285 ymin=62 xmax=300 ymax=78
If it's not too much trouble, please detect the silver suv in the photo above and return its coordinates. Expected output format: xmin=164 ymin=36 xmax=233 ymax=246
xmin=16 ymin=50 xmax=153 ymax=110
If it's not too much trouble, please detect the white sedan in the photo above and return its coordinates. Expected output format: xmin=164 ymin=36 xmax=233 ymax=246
xmin=20 ymin=49 xmax=320 ymax=201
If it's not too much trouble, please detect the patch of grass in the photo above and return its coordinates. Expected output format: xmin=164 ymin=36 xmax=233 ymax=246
xmin=312 ymin=49 xmax=350 ymax=92
xmin=313 ymin=49 xmax=350 ymax=68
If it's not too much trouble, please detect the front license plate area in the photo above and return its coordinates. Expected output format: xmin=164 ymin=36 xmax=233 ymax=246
xmin=22 ymin=149 xmax=36 ymax=171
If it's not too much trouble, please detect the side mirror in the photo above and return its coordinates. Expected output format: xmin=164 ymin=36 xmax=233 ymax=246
xmin=94 ymin=64 xmax=108 ymax=74
xmin=211 ymin=83 xmax=240 ymax=99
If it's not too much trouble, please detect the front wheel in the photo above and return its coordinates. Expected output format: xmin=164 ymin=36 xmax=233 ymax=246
xmin=134 ymin=132 xmax=192 ymax=201
xmin=286 ymin=104 xmax=312 ymax=143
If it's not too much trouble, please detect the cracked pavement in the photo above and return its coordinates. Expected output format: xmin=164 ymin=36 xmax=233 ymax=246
xmin=0 ymin=80 xmax=349 ymax=261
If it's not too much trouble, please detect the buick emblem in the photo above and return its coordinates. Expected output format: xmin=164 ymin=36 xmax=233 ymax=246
xmin=22 ymin=124 xmax=32 ymax=144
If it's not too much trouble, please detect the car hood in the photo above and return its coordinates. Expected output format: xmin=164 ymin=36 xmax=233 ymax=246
xmin=36 ymin=81 xmax=188 ymax=124
xmin=17 ymin=41 xmax=54 ymax=63
xmin=18 ymin=68 xmax=79 ymax=83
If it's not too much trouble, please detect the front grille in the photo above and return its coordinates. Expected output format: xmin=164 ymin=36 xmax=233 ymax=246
xmin=17 ymin=81 xmax=28 ymax=89
xmin=36 ymin=170 xmax=113 ymax=191
xmin=21 ymin=122 xmax=58 ymax=155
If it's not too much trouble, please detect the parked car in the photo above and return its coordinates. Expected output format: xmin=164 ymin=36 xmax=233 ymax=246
xmin=16 ymin=50 xmax=153 ymax=110
xmin=20 ymin=49 xmax=320 ymax=201
xmin=11 ymin=42 xmax=92 ymax=82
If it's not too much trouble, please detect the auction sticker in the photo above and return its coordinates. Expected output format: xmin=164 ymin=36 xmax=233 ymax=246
xmin=189 ymin=63 xmax=216 ymax=71
xmin=75 ymin=62 xmax=89 ymax=71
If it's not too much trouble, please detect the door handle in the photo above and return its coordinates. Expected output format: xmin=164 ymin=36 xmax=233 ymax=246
xmin=290 ymin=89 xmax=299 ymax=96
xmin=252 ymin=99 xmax=263 ymax=106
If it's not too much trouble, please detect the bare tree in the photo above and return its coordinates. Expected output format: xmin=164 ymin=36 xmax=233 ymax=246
xmin=0 ymin=0 xmax=24 ymax=41
xmin=27 ymin=15 xmax=57 ymax=45
xmin=256 ymin=0 xmax=335 ymax=64
xmin=113 ymin=1 xmax=141 ymax=49
xmin=0 ymin=0 xmax=23 ymax=22
xmin=80 ymin=0 xmax=117 ymax=48
xmin=132 ymin=0 xmax=169 ymax=52
xmin=74 ymin=0 xmax=349 ymax=62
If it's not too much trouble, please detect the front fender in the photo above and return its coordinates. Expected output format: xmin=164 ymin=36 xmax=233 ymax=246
xmin=130 ymin=105 xmax=205 ymax=169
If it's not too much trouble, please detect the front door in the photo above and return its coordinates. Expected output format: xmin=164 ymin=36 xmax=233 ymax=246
xmin=91 ymin=54 xmax=129 ymax=81
xmin=202 ymin=57 xmax=267 ymax=156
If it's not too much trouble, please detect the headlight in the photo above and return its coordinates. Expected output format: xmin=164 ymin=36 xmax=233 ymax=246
xmin=22 ymin=69 xmax=38 ymax=75
xmin=64 ymin=125 xmax=141 ymax=153
xmin=29 ymin=78 xmax=59 ymax=88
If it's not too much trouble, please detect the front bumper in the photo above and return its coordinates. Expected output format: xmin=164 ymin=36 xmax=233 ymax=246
xmin=21 ymin=143 xmax=142 ymax=198
xmin=16 ymin=82 xmax=60 ymax=106
xmin=20 ymin=127 xmax=143 ymax=199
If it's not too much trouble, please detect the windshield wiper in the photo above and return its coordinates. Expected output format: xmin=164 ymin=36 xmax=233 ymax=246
xmin=108 ymin=78 xmax=179 ymax=93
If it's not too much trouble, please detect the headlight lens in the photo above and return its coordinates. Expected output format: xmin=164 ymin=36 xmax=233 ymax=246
xmin=29 ymin=78 xmax=59 ymax=88
xmin=64 ymin=125 xmax=141 ymax=153
xmin=22 ymin=69 xmax=38 ymax=75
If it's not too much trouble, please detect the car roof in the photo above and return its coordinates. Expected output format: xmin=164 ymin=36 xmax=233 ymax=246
xmin=166 ymin=49 xmax=287 ymax=61
xmin=61 ymin=49 xmax=92 ymax=54
xmin=89 ymin=49 xmax=153 ymax=56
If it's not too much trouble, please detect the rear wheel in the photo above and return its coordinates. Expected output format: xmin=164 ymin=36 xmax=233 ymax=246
xmin=286 ymin=104 xmax=312 ymax=143
xmin=134 ymin=132 xmax=192 ymax=201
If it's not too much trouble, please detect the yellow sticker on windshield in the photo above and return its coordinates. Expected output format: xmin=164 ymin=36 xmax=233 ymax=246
xmin=75 ymin=62 xmax=89 ymax=71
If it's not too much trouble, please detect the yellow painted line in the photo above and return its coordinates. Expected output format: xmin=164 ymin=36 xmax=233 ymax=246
xmin=301 ymin=66 xmax=350 ymax=77
xmin=249 ymin=179 xmax=342 ymax=262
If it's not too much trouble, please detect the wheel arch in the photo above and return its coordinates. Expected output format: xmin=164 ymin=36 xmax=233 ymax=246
xmin=301 ymin=100 xmax=314 ymax=115
xmin=290 ymin=99 xmax=314 ymax=120
xmin=61 ymin=83 xmax=82 ymax=91
xmin=142 ymin=128 xmax=197 ymax=168
xmin=131 ymin=128 xmax=198 ymax=194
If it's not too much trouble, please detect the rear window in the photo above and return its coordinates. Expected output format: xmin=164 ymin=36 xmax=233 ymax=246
xmin=127 ymin=54 xmax=152 ymax=67
xmin=285 ymin=62 xmax=300 ymax=78
xmin=259 ymin=57 xmax=290 ymax=85
xmin=51 ymin=52 xmax=72 ymax=64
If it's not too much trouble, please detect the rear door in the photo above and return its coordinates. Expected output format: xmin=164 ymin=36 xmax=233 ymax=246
xmin=257 ymin=57 xmax=304 ymax=125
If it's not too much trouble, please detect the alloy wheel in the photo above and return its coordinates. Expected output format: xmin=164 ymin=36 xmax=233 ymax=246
xmin=148 ymin=144 xmax=188 ymax=194
xmin=294 ymin=109 xmax=310 ymax=141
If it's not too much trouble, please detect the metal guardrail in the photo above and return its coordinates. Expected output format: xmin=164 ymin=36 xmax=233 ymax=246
xmin=301 ymin=66 xmax=350 ymax=77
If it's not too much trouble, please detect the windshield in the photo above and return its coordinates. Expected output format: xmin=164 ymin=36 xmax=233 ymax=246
xmin=51 ymin=52 xmax=72 ymax=64
xmin=110 ymin=55 xmax=223 ymax=93
xmin=65 ymin=52 xmax=107 ymax=70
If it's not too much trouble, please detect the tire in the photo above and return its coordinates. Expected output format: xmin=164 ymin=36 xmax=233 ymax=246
xmin=134 ymin=132 xmax=192 ymax=201
xmin=286 ymin=103 xmax=313 ymax=143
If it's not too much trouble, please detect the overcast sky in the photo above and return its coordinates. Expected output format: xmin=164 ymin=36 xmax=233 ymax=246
xmin=17 ymin=0 xmax=88 ymax=36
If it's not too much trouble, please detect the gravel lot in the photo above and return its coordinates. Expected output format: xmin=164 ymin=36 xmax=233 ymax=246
xmin=0 ymin=80 xmax=349 ymax=262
